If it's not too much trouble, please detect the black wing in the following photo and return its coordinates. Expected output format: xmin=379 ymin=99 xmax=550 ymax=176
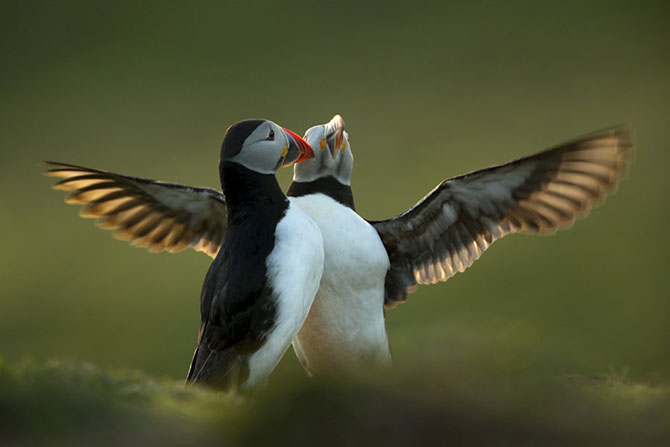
xmin=185 ymin=287 xmax=276 ymax=391
xmin=372 ymin=127 xmax=633 ymax=308
xmin=44 ymin=161 xmax=226 ymax=257
xmin=186 ymin=242 xmax=277 ymax=392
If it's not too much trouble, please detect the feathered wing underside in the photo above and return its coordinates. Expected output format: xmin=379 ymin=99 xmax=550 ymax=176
xmin=44 ymin=161 xmax=227 ymax=257
xmin=372 ymin=126 xmax=634 ymax=308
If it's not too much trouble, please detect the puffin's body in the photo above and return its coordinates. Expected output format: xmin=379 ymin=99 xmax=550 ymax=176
xmin=287 ymin=116 xmax=391 ymax=374
xmin=289 ymin=193 xmax=391 ymax=373
xmin=185 ymin=119 xmax=322 ymax=392
xmin=187 ymin=163 xmax=323 ymax=390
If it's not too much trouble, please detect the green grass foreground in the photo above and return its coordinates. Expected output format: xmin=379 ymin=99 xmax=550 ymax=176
xmin=1 ymin=359 xmax=668 ymax=445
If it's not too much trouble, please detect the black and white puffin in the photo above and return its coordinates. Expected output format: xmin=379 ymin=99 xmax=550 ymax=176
xmin=46 ymin=119 xmax=323 ymax=392
xmin=288 ymin=120 xmax=633 ymax=377
xmin=185 ymin=119 xmax=323 ymax=392
xmin=287 ymin=116 xmax=392 ymax=374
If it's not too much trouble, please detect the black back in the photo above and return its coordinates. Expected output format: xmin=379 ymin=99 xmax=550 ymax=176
xmin=187 ymin=161 xmax=288 ymax=390
xmin=287 ymin=176 xmax=356 ymax=210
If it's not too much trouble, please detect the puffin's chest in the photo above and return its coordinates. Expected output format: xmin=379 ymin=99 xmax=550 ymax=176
xmin=289 ymin=194 xmax=389 ymax=290
xmin=289 ymin=195 xmax=390 ymax=371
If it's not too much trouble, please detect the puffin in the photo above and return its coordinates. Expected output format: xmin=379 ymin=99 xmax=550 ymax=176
xmin=186 ymin=119 xmax=323 ymax=392
xmin=288 ymin=120 xmax=633 ymax=377
xmin=287 ymin=116 xmax=392 ymax=374
xmin=47 ymin=119 xmax=324 ymax=392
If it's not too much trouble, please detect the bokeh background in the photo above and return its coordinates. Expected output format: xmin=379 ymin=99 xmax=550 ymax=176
xmin=1 ymin=0 xmax=669 ymax=442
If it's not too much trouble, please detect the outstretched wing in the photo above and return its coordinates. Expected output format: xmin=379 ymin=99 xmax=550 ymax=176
xmin=44 ymin=161 xmax=227 ymax=257
xmin=372 ymin=127 xmax=633 ymax=308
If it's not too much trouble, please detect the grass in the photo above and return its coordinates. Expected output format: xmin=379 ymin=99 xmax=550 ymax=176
xmin=1 ymin=358 xmax=668 ymax=446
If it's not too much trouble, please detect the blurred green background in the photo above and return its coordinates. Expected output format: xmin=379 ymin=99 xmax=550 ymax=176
xmin=1 ymin=0 xmax=668 ymax=390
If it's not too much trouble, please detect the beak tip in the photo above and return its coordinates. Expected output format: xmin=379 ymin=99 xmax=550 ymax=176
xmin=332 ymin=114 xmax=345 ymax=128
xmin=281 ymin=127 xmax=314 ymax=165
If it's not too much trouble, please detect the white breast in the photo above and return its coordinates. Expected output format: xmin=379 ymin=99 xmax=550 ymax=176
xmin=289 ymin=194 xmax=391 ymax=377
xmin=243 ymin=204 xmax=324 ymax=389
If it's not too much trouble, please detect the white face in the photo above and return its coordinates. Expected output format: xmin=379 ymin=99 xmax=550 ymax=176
xmin=227 ymin=121 xmax=291 ymax=174
xmin=294 ymin=118 xmax=354 ymax=185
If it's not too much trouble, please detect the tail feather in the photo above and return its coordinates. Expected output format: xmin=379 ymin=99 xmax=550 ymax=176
xmin=186 ymin=341 xmax=249 ymax=392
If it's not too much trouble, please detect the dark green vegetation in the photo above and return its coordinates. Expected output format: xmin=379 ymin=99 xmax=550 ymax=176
xmin=2 ymin=359 xmax=669 ymax=445
xmin=1 ymin=0 xmax=668 ymax=443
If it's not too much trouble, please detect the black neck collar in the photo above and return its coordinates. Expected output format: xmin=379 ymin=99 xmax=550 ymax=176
xmin=287 ymin=176 xmax=355 ymax=210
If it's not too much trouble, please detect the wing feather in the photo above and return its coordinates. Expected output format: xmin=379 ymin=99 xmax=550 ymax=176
xmin=44 ymin=161 xmax=227 ymax=257
xmin=372 ymin=126 xmax=633 ymax=308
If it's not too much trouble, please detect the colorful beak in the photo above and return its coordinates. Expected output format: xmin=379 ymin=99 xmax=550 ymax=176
xmin=325 ymin=114 xmax=346 ymax=156
xmin=281 ymin=127 xmax=314 ymax=166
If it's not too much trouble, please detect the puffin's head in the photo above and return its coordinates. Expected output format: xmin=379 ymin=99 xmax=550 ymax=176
xmin=220 ymin=119 xmax=313 ymax=174
xmin=295 ymin=114 xmax=353 ymax=186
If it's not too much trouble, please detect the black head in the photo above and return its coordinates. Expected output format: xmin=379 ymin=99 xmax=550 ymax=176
xmin=220 ymin=119 xmax=314 ymax=175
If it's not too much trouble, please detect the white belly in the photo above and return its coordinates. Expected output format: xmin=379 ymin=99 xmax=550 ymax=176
xmin=244 ymin=204 xmax=324 ymax=389
xmin=289 ymin=194 xmax=391 ymax=376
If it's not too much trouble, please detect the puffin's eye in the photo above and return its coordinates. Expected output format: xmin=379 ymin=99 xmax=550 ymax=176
xmin=266 ymin=129 xmax=275 ymax=141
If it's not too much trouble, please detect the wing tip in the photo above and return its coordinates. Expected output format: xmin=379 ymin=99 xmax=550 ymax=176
xmin=41 ymin=160 xmax=86 ymax=174
xmin=40 ymin=160 xmax=70 ymax=170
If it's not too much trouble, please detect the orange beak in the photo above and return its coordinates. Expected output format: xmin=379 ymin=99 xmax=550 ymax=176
xmin=326 ymin=114 xmax=345 ymax=155
xmin=281 ymin=127 xmax=314 ymax=166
